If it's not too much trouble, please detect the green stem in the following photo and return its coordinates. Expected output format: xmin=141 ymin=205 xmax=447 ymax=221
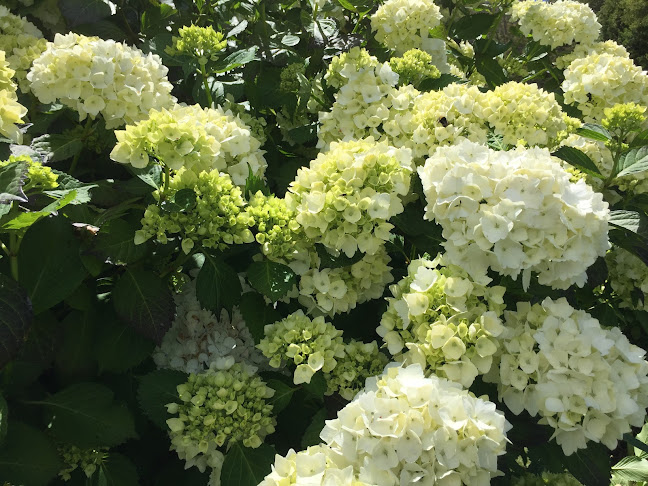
xmin=69 ymin=118 xmax=94 ymax=176
xmin=9 ymin=232 xmax=21 ymax=281
xmin=200 ymin=64 xmax=213 ymax=108
xmin=162 ymin=165 xmax=171 ymax=201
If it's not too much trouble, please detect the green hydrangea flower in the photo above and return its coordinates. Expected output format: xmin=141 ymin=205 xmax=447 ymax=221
xmin=166 ymin=362 xmax=276 ymax=472
xmin=258 ymin=310 xmax=345 ymax=384
xmin=0 ymin=155 xmax=59 ymax=192
xmin=325 ymin=340 xmax=388 ymax=400
xmin=58 ymin=444 xmax=109 ymax=481
xmin=135 ymin=168 xmax=255 ymax=253
xmin=166 ymin=25 xmax=227 ymax=65
xmin=389 ymin=49 xmax=440 ymax=87
xmin=280 ymin=63 xmax=306 ymax=93
xmin=602 ymin=102 xmax=647 ymax=135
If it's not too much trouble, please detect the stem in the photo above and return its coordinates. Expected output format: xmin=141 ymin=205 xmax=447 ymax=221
xmin=69 ymin=118 xmax=94 ymax=176
xmin=162 ymin=165 xmax=171 ymax=201
xmin=9 ymin=232 xmax=21 ymax=281
xmin=200 ymin=64 xmax=214 ymax=108
xmin=160 ymin=249 xmax=194 ymax=278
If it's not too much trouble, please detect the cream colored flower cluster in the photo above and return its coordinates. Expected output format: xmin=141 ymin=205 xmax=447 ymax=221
xmin=418 ymin=139 xmax=610 ymax=289
xmin=153 ymin=275 xmax=267 ymax=374
xmin=166 ymin=361 xmax=276 ymax=472
xmin=324 ymin=47 xmax=380 ymax=90
xmin=0 ymin=50 xmax=26 ymax=143
xmin=388 ymin=48 xmax=440 ymax=87
xmin=257 ymin=310 xmax=345 ymax=384
xmin=562 ymin=53 xmax=648 ymax=123
xmin=555 ymin=39 xmax=629 ymax=70
xmin=482 ymin=82 xmax=578 ymax=147
xmin=111 ymin=104 xmax=266 ymax=185
xmin=325 ymin=340 xmax=388 ymax=400
xmin=510 ymin=0 xmax=601 ymax=49
xmin=0 ymin=5 xmax=46 ymax=92
xmin=297 ymin=247 xmax=394 ymax=316
xmin=318 ymin=364 xmax=510 ymax=485
xmin=490 ymin=297 xmax=648 ymax=455
xmin=370 ymin=0 xmax=443 ymax=54
xmin=607 ymin=248 xmax=648 ymax=311
xmin=165 ymin=25 xmax=226 ymax=66
xmin=0 ymin=155 xmax=59 ymax=192
xmin=559 ymin=134 xmax=613 ymax=191
xmin=378 ymin=255 xmax=506 ymax=387
xmin=28 ymin=33 xmax=175 ymax=128
xmin=286 ymin=138 xmax=413 ymax=257
xmin=135 ymin=168 xmax=254 ymax=253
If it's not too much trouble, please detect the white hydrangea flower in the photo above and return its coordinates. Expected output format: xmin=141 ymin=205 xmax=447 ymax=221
xmin=378 ymin=255 xmax=506 ymax=387
xmin=488 ymin=297 xmax=648 ymax=455
xmin=555 ymin=39 xmax=630 ymax=70
xmin=418 ymin=139 xmax=610 ymax=289
xmin=370 ymin=0 xmax=443 ymax=54
xmin=153 ymin=275 xmax=267 ymax=374
xmin=562 ymin=53 xmax=648 ymax=123
xmin=607 ymin=247 xmax=648 ymax=311
xmin=28 ymin=33 xmax=175 ymax=128
xmin=559 ymin=133 xmax=614 ymax=192
xmin=286 ymin=138 xmax=413 ymax=257
xmin=320 ymin=364 xmax=510 ymax=485
xmin=0 ymin=49 xmax=26 ymax=143
xmin=510 ymin=0 xmax=601 ymax=49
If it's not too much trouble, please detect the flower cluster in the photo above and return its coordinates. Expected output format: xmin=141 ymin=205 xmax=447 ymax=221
xmin=0 ymin=155 xmax=59 ymax=192
xmin=482 ymin=82 xmax=578 ymax=147
xmin=247 ymin=192 xmax=305 ymax=261
xmin=325 ymin=340 xmax=389 ymax=400
xmin=111 ymin=104 xmax=266 ymax=184
xmin=490 ymin=297 xmax=648 ymax=455
xmin=555 ymin=39 xmax=629 ymax=70
xmin=562 ymin=53 xmax=648 ymax=123
xmin=0 ymin=50 xmax=26 ymax=143
xmin=370 ymin=0 xmax=443 ymax=54
xmin=298 ymin=247 xmax=394 ymax=316
xmin=510 ymin=0 xmax=601 ymax=49
xmin=166 ymin=361 xmax=276 ymax=472
xmin=320 ymin=364 xmax=510 ymax=485
xmin=512 ymin=472 xmax=582 ymax=486
xmin=324 ymin=47 xmax=379 ymax=90
xmin=286 ymin=138 xmax=413 ymax=257
xmin=378 ymin=256 xmax=506 ymax=387
xmin=388 ymin=49 xmax=440 ymax=87
xmin=559 ymin=134 xmax=613 ymax=191
xmin=58 ymin=445 xmax=108 ymax=481
xmin=135 ymin=168 xmax=254 ymax=253
xmin=28 ymin=33 xmax=175 ymax=128
xmin=153 ymin=275 xmax=267 ymax=374
xmin=279 ymin=63 xmax=306 ymax=93
xmin=221 ymin=95 xmax=268 ymax=145
xmin=257 ymin=310 xmax=345 ymax=384
xmin=602 ymin=102 xmax=647 ymax=135
xmin=606 ymin=248 xmax=648 ymax=311
xmin=0 ymin=5 xmax=46 ymax=92
xmin=418 ymin=139 xmax=610 ymax=289
xmin=165 ymin=25 xmax=226 ymax=65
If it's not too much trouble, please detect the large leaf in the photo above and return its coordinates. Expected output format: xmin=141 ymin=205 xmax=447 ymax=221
xmin=0 ymin=422 xmax=62 ymax=486
xmin=0 ymin=393 xmax=7 ymax=445
xmin=612 ymin=456 xmax=648 ymax=483
xmin=26 ymin=382 xmax=137 ymax=448
xmin=220 ymin=442 xmax=276 ymax=486
xmin=247 ymin=260 xmax=297 ymax=302
xmin=0 ymin=160 xmax=28 ymax=204
xmin=617 ymin=146 xmax=648 ymax=177
xmin=112 ymin=268 xmax=175 ymax=344
xmin=95 ymin=453 xmax=139 ymax=486
xmin=301 ymin=408 xmax=326 ymax=448
xmin=213 ymin=47 xmax=258 ymax=73
xmin=564 ymin=442 xmax=611 ymax=486
xmin=59 ymin=0 xmax=111 ymax=27
xmin=450 ymin=13 xmax=496 ymax=39
xmin=54 ymin=310 xmax=97 ymax=379
xmin=577 ymin=124 xmax=611 ymax=142
xmin=30 ymin=133 xmax=83 ymax=163
xmin=474 ymin=53 xmax=507 ymax=87
xmin=316 ymin=244 xmax=364 ymax=269
xmin=1 ymin=190 xmax=78 ymax=230
xmin=195 ymin=253 xmax=242 ymax=314
xmin=266 ymin=378 xmax=298 ymax=414
xmin=552 ymin=146 xmax=604 ymax=179
xmin=0 ymin=273 xmax=32 ymax=369
xmin=94 ymin=316 xmax=154 ymax=373
xmin=17 ymin=215 xmax=87 ymax=313
xmin=91 ymin=218 xmax=149 ymax=265
xmin=137 ymin=369 xmax=188 ymax=429
xmin=609 ymin=210 xmax=648 ymax=239
xmin=238 ymin=292 xmax=281 ymax=343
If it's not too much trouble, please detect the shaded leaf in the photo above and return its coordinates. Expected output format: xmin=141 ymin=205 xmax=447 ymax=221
xmin=0 ymin=274 xmax=32 ymax=369
xmin=220 ymin=442 xmax=276 ymax=486
xmin=552 ymin=146 xmax=604 ymax=179
xmin=451 ymin=13 xmax=495 ymax=39
xmin=267 ymin=379 xmax=297 ymax=414
xmin=564 ymin=442 xmax=611 ymax=486
xmin=577 ymin=124 xmax=611 ymax=142
xmin=0 ymin=393 xmax=7 ymax=445
xmin=247 ymin=260 xmax=297 ymax=302
xmin=95 ymin=317 xmax=154 ymax=373
xmin=138 ymin=369 xmax=188 ymax=429
xmin=475 ymin=53 xmax=507 ymax=87
xmin=31 ymin=134 xmax=83 ymax=163
xmin=196 ymin=253 xmax=242 ymax=314
xmin=91 ymin=218 xmax=149 ymax=265
xmin=418 ymin=73 xmax=465 ymax=91
xmin=0 ymin=160 xmax=28 ymax=204
xmin=1 ymin=190 xmax=78 ymax=230
xmin=316 ymin=244 xmax=364 ymax=269
xmin=301 ymin=408 xmax=326 ymax=448
xmin=238 ymin=292 xmax=280 ymax=343
xmin=95 ymin=453 xmax=139 ymax=486
xmin=213 ymin=47 xmax=258 ymax=73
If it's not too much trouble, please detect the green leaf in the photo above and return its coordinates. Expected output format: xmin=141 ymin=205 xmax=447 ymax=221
xmin=173 ymin=188 xmax=197 ymax=211
xmin=245 ymin=166 xmax=270 ymax=199
xmin=612 ymin=456 xmax=648 ymax=483
xmin=247 ymin=260 xmax=297 ymax=302
xmin=17 ymin=215 xmax=87 ymax=313
xmin=418 ymin=73 xmax=465 ymax=91
xmin=609 ymin=210 xmax=648 ymax=239
xmin=112 ymin=268 xmax=175 ymax=344
xmin=0 ymin=393 xmax=7 ymax=445
xmin=1 ymin=190 xmax=78 ymax=230
xmin=451 ymin=13 xmax=496 ymax=39
xmin=74 ymin=20 xmax=127 ymax=41
xmin=267 ymin=379 xmax=297 ymax=414
xmin=26 ymin=382 xmax=137 ymax=448
xmin=54 ymin=310 xmax=97 ymax=379
xmin=301 ymin=408 xmax=326 ymax=448
xmin=220 ymin=442 xmax=276 ymax=486
xmin=0 ymin=422 xmax=63 ymax=486
xmin=213 ymin=47 xmax=258 ymax=73
xmin=303 ymin=371 xmax=326 ymax=399
xmin=336 ymin=0 xmax=374 ymax=13
xmin=138 ymin=369 xmax=189 ymax=430
xmin=0 ymin=274 xmax=32 ymax=369
xmin=474 ymin=53 xmax=507 ymax=87
xmin=564 ymin=442 xmax=611 ymax=486
xmin=281 ymin=34 xmax=300 ymax=46
xmin=238 ymin=292 xmax=280 ymax=343
xmin=196 ymin=253 xmax=242 ymax=314
xmin=91 ymin=218 xmax=149 ymax=265
xmin=0 ymin=160 xmax=28 ymax=204
xmin=95 ymin=453 xmax=139 ymax=486
xmin=44 ymin=172 xmax=97 ymax=205
xmin=128 ymin=164 xmax=163 ymax=190
xmin=95 ymin=317 xmax=154 ymax=374
xmin=551 ymin=146 xmax=604 ymax=179
xmin=577 ymin=124 xmax=611 ymax=142
xmin=635 ymin=425 xmax=648 ymax=457
xmin=316 ymin=244 xmax=364 ymax=269
xmin=30 ymin=134 xmax=83 ymax=163
xmin=617 ymin=146 xmax=648 ymax=177
xmin=59 ymin=0 xmax=111 ymax=27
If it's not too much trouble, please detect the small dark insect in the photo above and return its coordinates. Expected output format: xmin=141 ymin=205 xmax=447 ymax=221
xmin=439 ymin=117 xmax=448 ymax=127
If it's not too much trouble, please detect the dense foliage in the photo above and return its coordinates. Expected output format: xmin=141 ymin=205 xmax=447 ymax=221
xmin=1 ymin=0 xmax=648 ymax=485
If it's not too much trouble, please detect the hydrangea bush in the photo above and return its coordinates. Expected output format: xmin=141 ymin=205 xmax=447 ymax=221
xmin=1 ymin=0 xmax=648 ymax=485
